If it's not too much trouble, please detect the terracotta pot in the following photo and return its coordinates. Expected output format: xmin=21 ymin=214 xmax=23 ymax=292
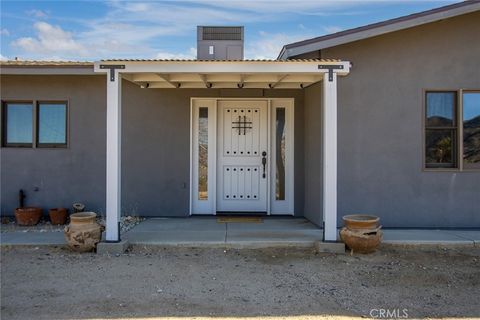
xmin=342 ymin=214 xmax=379 ymax=230
xmin=340 ymin=227 xmax=383 ymax=253
xmin=49 ymin=208 xmax=68 ymax=225
xmin=64 ymin=212 xmax=103 ymax=252
xmin=15 ymin=207 xmax=42 ymax=226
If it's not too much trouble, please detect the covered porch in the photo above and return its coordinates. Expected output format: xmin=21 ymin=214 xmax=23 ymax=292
xmin=93 ymin=59 xmax=351 ymax=243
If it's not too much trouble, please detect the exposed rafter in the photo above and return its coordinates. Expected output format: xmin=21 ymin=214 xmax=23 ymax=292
xmin=156 ymin=73 xmax=181 ymax=88
xmin=268 ymin=74 xmax=288 ymax=89
xmin=199 ymin=74 xmax=212 ymax=88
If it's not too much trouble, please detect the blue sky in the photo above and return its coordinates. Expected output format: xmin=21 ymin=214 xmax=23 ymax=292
xmin=0 ymin=0 xmax=460 ymax=61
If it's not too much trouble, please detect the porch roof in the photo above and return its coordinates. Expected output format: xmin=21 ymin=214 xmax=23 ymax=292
xmin=95 ymin=58 xmax=351 ymax=89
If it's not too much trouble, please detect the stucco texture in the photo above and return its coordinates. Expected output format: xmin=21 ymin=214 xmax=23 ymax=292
xmin=299 ymin=11 xmax=480 ymax=227
xmin=121 ymin=84 xmax=305 ymax=217
xmin=1 ymin=75 xmax=107 ymax=216
xmin=1 ymin=78 xmax=305 ymax=218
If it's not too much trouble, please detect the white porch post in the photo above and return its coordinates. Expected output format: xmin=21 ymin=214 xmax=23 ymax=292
xmin=322 ymin=71 xmax=338 ymax=241
xmin=106 ymin=72 xmax=122 ymax=242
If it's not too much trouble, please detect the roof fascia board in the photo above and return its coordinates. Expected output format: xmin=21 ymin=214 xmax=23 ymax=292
xmin=280 ymin=2 xmax=480 ymax=59
xmin=0 ymin=66 xmax=95 ymax=75
xmin=94 ymin=60 xmax=351 ymax=76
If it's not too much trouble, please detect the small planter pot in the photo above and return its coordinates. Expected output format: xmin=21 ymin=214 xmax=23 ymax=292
xmin=15 ymin=207 xmax=42 ymax=226
xmin=64 ymin=212 xmax=103 ymax=252
xmin=49 ymin=208 xmax=68 ymax=225
xmin=340 ymin=214 xmax=382 ymax=253
xmin=340 ymin=227 xmax=383 ymax=254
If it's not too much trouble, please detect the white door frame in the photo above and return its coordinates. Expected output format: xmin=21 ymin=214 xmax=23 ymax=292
xmin=190 ymin=97 xmax=294 ymax=216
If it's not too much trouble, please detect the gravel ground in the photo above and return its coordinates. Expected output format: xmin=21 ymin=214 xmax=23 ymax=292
xmin=1 ymin=245 xmax=479 ymax=320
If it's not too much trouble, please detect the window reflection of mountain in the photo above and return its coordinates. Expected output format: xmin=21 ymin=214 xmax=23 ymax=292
xmin=463 ymin=115 xmax=480 ymax=163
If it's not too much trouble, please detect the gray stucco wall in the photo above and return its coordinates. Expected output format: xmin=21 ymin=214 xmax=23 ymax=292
xmin=121 ymin=83 xmax=305 ymax=217
xmin=0 ymin=75 xmax=107 ymax=216
xmin=1 ymin=76 xmax=305 ymax=218
xmin=296 ymin=11 xmax=480 ymax=227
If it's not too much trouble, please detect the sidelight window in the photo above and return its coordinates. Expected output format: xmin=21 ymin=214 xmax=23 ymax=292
xmin=198 ymin=107 xmax=208 ymax=200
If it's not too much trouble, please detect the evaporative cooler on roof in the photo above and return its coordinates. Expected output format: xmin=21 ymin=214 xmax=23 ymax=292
xmin=197 ymin=26 xmax=244 ymax=60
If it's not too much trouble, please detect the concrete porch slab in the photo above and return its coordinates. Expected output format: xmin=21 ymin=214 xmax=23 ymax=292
xmin=225 ymin=218 xmax=319 ymax=230
xmin=132 ymin=217 xmax=222 ymax=232
xmin=124 ymin=230 xmax=226 ymax=245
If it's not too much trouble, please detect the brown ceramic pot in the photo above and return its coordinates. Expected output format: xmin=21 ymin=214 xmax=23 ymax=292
xmin=15 ymin=207 xmax=42 ymax=226
xmin=342 ymin=214 xmax=379 ymax=230
xmin=64 ymin=212 xmax=103 ymax=252
xmin=340 ymin=227 xmax=383 ymax=253
xmin=49 ymin=208 xmax=68 ymax=225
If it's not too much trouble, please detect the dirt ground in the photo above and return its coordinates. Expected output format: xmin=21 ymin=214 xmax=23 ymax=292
xmin=1 ymin=245 xmax=479 ymax=320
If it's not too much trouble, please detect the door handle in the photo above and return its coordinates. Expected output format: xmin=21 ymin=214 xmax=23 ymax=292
xmin=261 ymin=151 xmax=267 ymax=178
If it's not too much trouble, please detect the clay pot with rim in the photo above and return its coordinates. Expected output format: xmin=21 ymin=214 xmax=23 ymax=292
xmin=49 ymin=208 xmax=68 ymax=225
xmin=15 ymin=207 xmax=42 ymax=226
xmin=342 ymin=214 xmax=379 ymax=230
xmin=64 ymin=212 xmax=103 ymax=252
xmin=340 ymin=214 xmax=382 ymax=254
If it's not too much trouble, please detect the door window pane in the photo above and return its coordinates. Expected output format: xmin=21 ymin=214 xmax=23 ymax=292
xmin=198 ymin=107 xmax=208 ymax=200
xmin=4 ymin=103 xmax=33 ymax=145
xmin=463 ymin=92 xmax=480 ymax=167
xmin=38 ymin=103 xmax=67 ymax=145
xmin=425 ymin=129 xmax=456 ymax=167
xmin=426 ymin=92 xmax=456 ymax=127
xmin=275 ymin=108 xmax=286 ymax=200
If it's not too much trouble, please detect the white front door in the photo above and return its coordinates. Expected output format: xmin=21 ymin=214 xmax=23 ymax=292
xmin=216 ymin=100 xmax=268 ymax=212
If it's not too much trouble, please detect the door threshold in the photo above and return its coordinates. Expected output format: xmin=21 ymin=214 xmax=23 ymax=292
xmin=216 ymin=212 xmax=267 ymax=216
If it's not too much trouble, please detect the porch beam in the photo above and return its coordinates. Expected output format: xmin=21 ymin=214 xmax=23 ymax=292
xmin=95 ymin=61 xmax=351 ymax=75
xmin=198 ymin=74 xmax=212 ymax=88
xmin=106 ymin=72 xmax=122 ymax=242
xmin=268 ymin=74 xmax=288 ymax=89
xmin=156 ymin=73 xmax=180 ymax=88
xmin=322 ymin=71 xmax=338 ymax=241
xmin=121 ymin=73 xmax=142 ymax=87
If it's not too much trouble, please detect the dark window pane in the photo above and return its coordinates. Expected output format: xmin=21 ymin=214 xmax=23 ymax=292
xmin=6 ymin=103 xmax=33 ymax=144
xmin=426 ymin=92 xmax=455 ymax=127
xmin=425 ymin=129 xmax=456 ymax=167
xmin=198 ymin=107 xmax=208 ymax=200
xmin=38 ymin=103 xmax=67 ymax=145
xmin=463 ymin=92 xmax=480 ymax=166
xmin=276 ymin=108 xmax=286 ymax=200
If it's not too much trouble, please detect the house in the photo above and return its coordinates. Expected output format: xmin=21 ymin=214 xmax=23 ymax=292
xmin=1 ymin=1 xmax=479 ymax=243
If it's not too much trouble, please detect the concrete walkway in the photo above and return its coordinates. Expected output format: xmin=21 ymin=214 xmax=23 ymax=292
xmin=1 ymin=217 xmax=479 ymax=247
